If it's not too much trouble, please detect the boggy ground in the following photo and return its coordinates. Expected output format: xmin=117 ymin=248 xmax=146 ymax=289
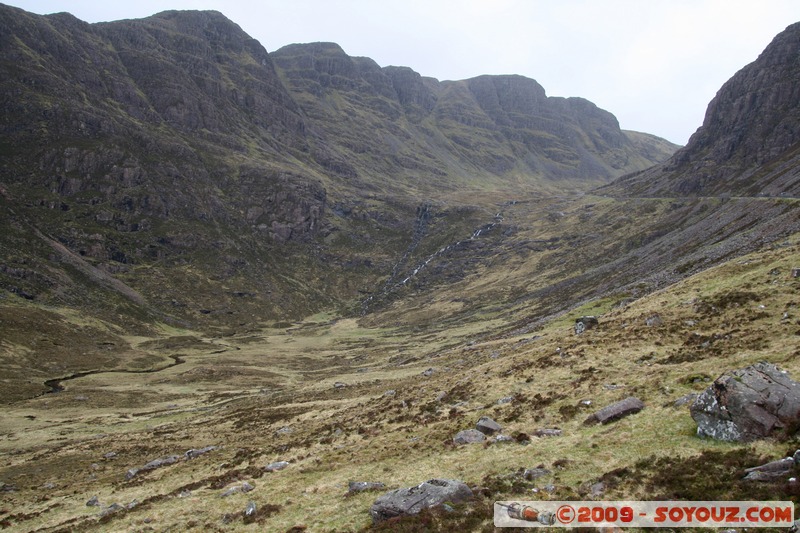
xmin=2 ymin=235 xmax=800 ymax=531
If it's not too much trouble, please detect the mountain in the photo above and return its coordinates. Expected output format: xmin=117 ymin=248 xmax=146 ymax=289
xmin=1 ymin=7 xmax=800 ymax=531
xmin=0 ymin=5 xmax=677 ymax=335
xmin=602 ymin=21 xmax=800 ymax=197
xmin=270 ymin=41 xmax=674 ymax=193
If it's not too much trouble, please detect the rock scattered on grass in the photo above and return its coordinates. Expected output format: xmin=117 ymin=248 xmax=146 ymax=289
xmin=743 ymin=456 xmax=796 ymax=482
xmin=453 ymin=429 xmax=486 ymax=445
xmin=532 ymin=428 xmax=562 ymax=438
xmin=347 ymin=481 xmax=386 ymax=494
xmin=264 ymin=461 xmax=289 ymax=472
xmin=574 ymin=316 xmax=599 ymax=335
xmin=185 ymin=445 xmax=217 ymax=460
xmin=125 ymin=454 xmax=181 ymax=479
xmin=369 ymin=478 xmax=473 ymax=523
xmin=584 ymin=397 xmax=644 ymax=425
xmin=476 ymin=416 xmax=502 ymax=435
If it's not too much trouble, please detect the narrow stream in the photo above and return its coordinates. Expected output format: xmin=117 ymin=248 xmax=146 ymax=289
xmin=42 ymin=354 xmax=185 ymax=394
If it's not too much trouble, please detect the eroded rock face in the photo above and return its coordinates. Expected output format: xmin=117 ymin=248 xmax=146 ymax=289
xmin=369 ymin=478 xmax=473 ymax=522
xmin=690 ymin=362 xmax=800 ymax=442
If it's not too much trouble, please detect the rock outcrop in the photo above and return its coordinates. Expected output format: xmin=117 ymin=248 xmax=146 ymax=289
xmin=691 ymin=362 xmax=800 ymax=442
xmin=369 ymin=478 xmax=473 ymax=522
xmin=603 ymin=21 xmax=800 ymax=197
xmin=270 ymin=43 xmax=677 ymax=190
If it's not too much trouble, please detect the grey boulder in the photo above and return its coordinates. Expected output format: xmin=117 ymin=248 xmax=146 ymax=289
xmin=574 ymin=316 xmax=599 ymax=335
xmin=453 ymin=429 xmax=486 ymax=445
xmin=584 ymin=397 xmax=644 ymax=425
xmin=743 ymin=457 xmax=795 ymax=481
xmin=369 ymin=478 xmax=473 ymax=522
xmin=475 ymin=416 xmax=502 ymax=435
xmin=348 ymin=481 xmax=386 ymax=494
xmin=691 ymin=362 xmax=800 ymax=441
xmin=125 ymin=454 xmax=181 ymax=479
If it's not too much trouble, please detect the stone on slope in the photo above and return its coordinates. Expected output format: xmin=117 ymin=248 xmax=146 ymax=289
xmin=574 ymin=316 xmax=599 ymax=335
xmin=584 ymin=397 xmax=644 ymax=425
xmin=264 ymin=461 xmax=290 ymax=472
xmin=125 ymin=454 xmax=181 ymax=479
xmin=369 ymin=478 xmax=473 ymax=522
xmin=743 ymin=457 xmax=795 ymax=482
xmin=348 ymin=481 xmax=386 ymax=494
xmin=475 ymin=416 xmax=502 ymax=435
xmin=185 ymin=445 xmax=217 ymax=460
xmin=532 ymin=428 xmax=563 ymax=437
xmin=690 ymin=362 xmax=800 ymax=441
xmin=453 ymin=429 xmax=486 ymax=445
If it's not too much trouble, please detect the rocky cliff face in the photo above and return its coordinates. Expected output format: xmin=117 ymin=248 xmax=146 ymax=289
xmin=0 ymin=7 xmax=334 ymax=324
xmin=0 ymin=6 xmax=678 ymax=327
xmin=603 ymin=21 xmax=800 ymax=197
xmin=271 ymin=43 xmax=678 ymax=191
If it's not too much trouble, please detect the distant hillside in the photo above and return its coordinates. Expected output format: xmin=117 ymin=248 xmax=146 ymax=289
xmin=270 ymin=42 xmax=677 ymax=192
xmin=0 ymin=5 xmax=677 ymax=330
xmin=602 ymin=21 xmax=800 ymax=197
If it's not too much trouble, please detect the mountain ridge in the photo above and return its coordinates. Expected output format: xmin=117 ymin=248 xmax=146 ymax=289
xmin=0 ymin=4 xmax=678 ymax=335
xmin=601 ymin=21 xmax=800 ymax=197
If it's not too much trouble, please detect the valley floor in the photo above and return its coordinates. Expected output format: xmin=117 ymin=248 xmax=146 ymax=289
xmin=2 ymin=235 xmax=800 ymax=531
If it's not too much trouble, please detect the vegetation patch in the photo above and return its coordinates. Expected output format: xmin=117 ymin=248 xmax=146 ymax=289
xmin=608 ymin=448 xmax=800 ymax=502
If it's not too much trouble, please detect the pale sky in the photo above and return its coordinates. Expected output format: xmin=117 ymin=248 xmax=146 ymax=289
xmin=4 ymin=0 xmax=800 ymax=145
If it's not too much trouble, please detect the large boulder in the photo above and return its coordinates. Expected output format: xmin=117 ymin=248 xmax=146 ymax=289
xmin=369 ymin=478 xmax=473 ymax=522
xmin=690 ymin=362 xmax=800 ymax=441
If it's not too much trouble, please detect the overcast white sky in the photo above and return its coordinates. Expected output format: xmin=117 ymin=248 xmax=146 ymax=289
xmin=4 ymin=1 xmax=800 ymax=145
